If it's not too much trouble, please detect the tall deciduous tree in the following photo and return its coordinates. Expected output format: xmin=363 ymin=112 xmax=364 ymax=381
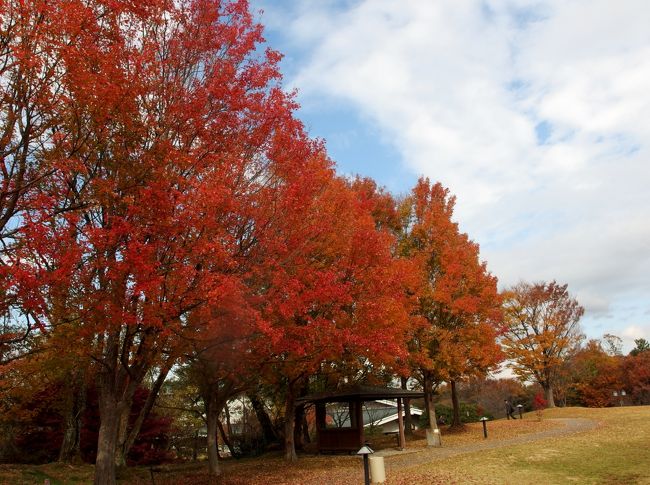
xmin=622 ymin=349 xmax=650 ymax=404
xmin=252 ymin=174 xmax=411 ymax=461
xmin=5 ymin=1 xmax=319 ymax=483
xmin=399 ymin=179 xmax=502 ymax=431
xmin=502 ymin=281 xmax=584 ymax=408
xmin=182 ymin=284 xmax=260 ymax=477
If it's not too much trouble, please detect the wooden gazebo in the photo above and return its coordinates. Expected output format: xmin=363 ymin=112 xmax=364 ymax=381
xmin=297 ymin=385 xmax=424 ymax=453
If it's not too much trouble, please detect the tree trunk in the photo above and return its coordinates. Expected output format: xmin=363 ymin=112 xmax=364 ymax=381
xmin=423 ymin=373 xmax=438 ymax=431
xmin=544 ymin=384 xmax=556 ymax=408
xmin=400 ymin=377 xmax=413 ymax=436
xmin=302 ymin=413 xmax=311 ymax=444
xmin=284 ymin=384 xmax=297 ymax=461
xmin=294 ymin=403 xmax=305 ymax=450
xmin=114 ymin=401 xmax=131 ymax=469
xmin=423 ymin=372 xmax=441 ymax=447
xmin=224 ymin=403 xmax=233 ymax=438
xmin=92 ymin=309 xmax=153 ymax=484
xmin=59 ymin=372 xmax=85 ymax=463
xmin=119 ymin=363 xmax=171 ymax=463
xmin=217 ymin=418 xmax=238 ymax=458
xmin=94 ymin=393 xmax=120 ymax=485
xmin=396 ymin=398 xmax=406 ymax=450
xmin=205 ymin=390 xmax=221 ymax=476
xmin=248 ymin=392 xmax=278 ymax=444
xmin=450 ymin=380 xmax=461 ymax=427
xmin=192 ymin=430 xmax=199 ymax=461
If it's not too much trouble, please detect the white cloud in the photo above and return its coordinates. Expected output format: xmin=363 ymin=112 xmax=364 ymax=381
xmin=621 ymin=324 xmax=650 ymax=352
xmin=263 ymin=0 xmax=650 ymax=339
xmin=623 ymin=325 xmax=650 ymax=340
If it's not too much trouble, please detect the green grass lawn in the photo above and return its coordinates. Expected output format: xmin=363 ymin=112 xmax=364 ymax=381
xmin=393 ymin=406 xmax=650 ymax=485
xmin=1 ymin=406 xmax=649 ymax=484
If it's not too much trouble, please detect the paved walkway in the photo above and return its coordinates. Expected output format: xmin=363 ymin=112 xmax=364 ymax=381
xmin=377 ymin=418 xmax=598 ymax=471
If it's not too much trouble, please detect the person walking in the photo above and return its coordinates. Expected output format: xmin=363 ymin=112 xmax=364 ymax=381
xmin=505 ymin=400 xmax=517 ymax=420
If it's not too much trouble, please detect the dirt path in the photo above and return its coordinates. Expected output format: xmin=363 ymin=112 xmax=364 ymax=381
xmin=379 ymin=418 xmax=598 ymax=472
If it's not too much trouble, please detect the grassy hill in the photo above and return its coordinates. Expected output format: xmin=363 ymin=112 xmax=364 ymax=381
xmin=1 ymin=406 xmax=649 ymax=484
xmin=391 ymin=406 xmax=650 ymax=484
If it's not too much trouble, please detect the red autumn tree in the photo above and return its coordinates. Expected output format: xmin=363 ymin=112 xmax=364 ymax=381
xmin=5 ymin=1 xmax=320 ymax=483
xmin=180 ymin=281 xmax=263 ymax=476
xmin=250 ymin=173 xmax=412 ymax=461
xmin=568 ymin=339 xmax=623 ymax=407
xmin=622 ymin=347 xmax=650 ymax=405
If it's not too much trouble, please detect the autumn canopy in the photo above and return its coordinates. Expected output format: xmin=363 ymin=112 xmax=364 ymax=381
xmin=4 ymin=1 xmax=641 ymax=485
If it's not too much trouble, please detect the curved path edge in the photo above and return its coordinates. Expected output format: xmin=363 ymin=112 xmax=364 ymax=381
xmin=381 ymin=418 xmax=598 ymax=471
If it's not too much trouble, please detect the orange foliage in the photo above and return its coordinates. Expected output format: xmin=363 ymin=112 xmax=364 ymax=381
xmin=569 ymin=340 xmax=623 ymax=407
xmin=502 ymin=281 xmax=584 ymax=407
xmin=399 ymin=179 xmax=503 ymax=381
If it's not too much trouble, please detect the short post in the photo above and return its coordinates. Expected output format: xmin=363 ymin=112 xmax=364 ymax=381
xmin=357 ymin=445 xmax=374 ymax=485
xmin=517 ymin=404 xmax=523 ymax=419
xmin=369 ymin=456 xmax=386 ymax=484
xmin=426 ymin=426 xmax=442 ymax=447
xmin=396 ymin=397 xmax=406 ymax=450
xmin=480 ymin=417 xmax=488 ymax=439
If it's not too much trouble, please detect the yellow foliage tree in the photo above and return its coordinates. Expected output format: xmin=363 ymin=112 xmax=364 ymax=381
xmin=502 ymin=281 xmax=584 ymax=407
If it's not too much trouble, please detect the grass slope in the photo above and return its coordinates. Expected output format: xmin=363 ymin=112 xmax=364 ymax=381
xmin=1 ymin=406 xmax=648 ymax=484
xmin=393 ymin=406 xmax=650 ymax=485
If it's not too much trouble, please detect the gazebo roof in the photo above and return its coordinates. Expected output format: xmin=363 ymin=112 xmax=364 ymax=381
xmin=296 ymin=384 xmax=424 ymax=404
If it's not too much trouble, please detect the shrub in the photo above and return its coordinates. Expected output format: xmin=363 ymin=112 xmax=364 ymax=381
xmin=533 ymin=393 xmax=547 ymax=420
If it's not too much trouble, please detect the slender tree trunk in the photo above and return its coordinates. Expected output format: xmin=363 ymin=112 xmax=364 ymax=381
xmin=59 ymin=406 xmax=80 ymax=463
xmin=205 ymin=390 xmax=221 ymax=477
xmin=192 ymin=430 xmax=199 ymax=461
xmin=248 ymin=392 xmax=277 ymax=444
xmin=284 ymin=384 xmax=297 ymax=461
xmin=225 ymin=404 xmax=233 ymax=438
xmin=302 ymin=413 xmax=311 ymax=444
xmin=294 ymin=403 xmax=304 ymax=450
xmin=423 ymin=373 xmax=438 ymax=430
xmin=217 ymin=418 xmax=238 ymax=458
xmin=423 ymin=372 xmax=441 ymax=447
xmin=114 ymin=402 xmax=131 ymax=469
xmin=450 ymin=380 xmax=462 ymax=427
xmin=401 ymin=377 xmax=413 ymax=436
xmin=120 ymin=363 xmax=171 ymax=463
xmin=59 ymin=372 xmax=85 ymax=463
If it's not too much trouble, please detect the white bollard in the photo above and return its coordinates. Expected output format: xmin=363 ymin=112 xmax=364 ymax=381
xmin=426 ymin=427 xmax=442 ymax=447
xmin=369 ymin=456 xmax=386 ymax=484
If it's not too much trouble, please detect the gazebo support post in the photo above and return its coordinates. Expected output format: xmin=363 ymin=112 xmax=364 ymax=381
xmin=355 ymin=400 xmax=364 ymax=446
xmin=397 ymin=397 xmax=406 ymax=450
xmin=315 ymin=403 xmax=326 ymax=453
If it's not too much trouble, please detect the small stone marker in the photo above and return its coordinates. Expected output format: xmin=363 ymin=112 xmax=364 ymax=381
xmin=426 ymin=427 xmax=442 ymax=447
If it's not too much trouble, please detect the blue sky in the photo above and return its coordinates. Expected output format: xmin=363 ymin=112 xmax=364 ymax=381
xmin=251 ymin=0 xmax=650 ymax=352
